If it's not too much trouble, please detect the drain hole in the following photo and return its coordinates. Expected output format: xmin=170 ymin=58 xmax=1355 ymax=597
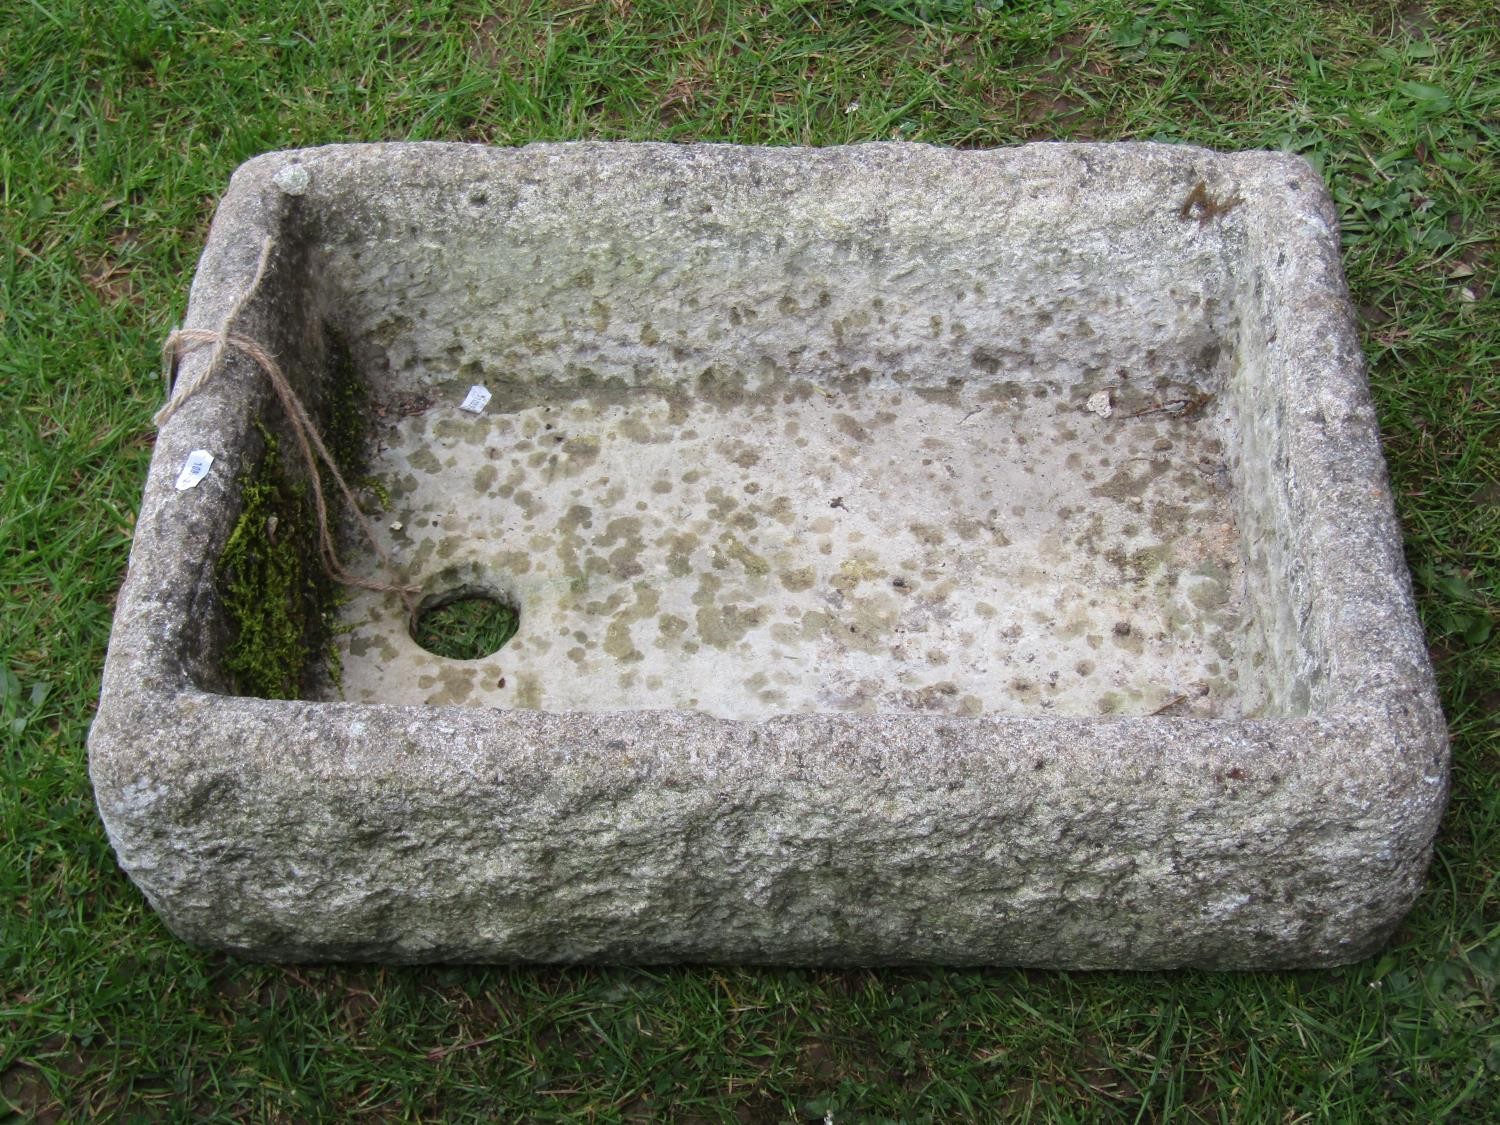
xmin=411 ymin=588 xmax=518 ymax=660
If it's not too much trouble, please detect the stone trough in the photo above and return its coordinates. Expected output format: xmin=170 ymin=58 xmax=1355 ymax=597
xmin=89 ymin=142 xmax=1447 ymax=967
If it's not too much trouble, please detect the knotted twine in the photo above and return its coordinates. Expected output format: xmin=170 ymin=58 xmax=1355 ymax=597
xmin=157 ymin=235 xmax=420 ymax=613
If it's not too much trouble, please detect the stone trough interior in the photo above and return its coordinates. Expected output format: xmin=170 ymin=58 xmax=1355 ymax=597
xmin=214 ymin=146 xmax=1303 ymax=722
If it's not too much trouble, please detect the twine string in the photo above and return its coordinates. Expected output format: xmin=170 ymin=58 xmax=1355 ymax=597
xmin=158 ymin=236 xmax=419 ymax=611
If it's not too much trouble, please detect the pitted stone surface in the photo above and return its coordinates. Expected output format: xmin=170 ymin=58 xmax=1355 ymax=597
xmin=89 ymin=142 xmax=1447 ymax=967
xmin=335 ymin=373 xmax=1247 ymax=717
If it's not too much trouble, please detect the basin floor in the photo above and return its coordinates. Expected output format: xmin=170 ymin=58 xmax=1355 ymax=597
xmin=326 ymin=373 xmax=1255 ymax=719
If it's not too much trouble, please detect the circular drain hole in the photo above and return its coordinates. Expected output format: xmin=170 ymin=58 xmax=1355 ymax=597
xmin=411 ymin=589 xmax=519 ymax=660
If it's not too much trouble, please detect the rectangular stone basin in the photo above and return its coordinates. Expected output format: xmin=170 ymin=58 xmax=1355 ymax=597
xmin=89 ymin=142 xmax=1448 ymax=967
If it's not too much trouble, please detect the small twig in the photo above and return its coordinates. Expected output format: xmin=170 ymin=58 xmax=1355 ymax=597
xmin=1151 ymin=694 xmax=1188 ymax=715
xmin=425 ymin=1034 xmax=509 ymax=1062
xmin=1126 ymin=394 xmax=1213 ymax=419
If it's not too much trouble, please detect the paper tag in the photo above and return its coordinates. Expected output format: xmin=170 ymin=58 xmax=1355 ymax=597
xmin=459 ymin=385 xmax=492 ymax=414
xmin=175 ymin=450 xmax=214 ymax=491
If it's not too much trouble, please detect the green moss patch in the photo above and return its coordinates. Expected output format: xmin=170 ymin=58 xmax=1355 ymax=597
xmin=216 ymin=435 xmax=335 ymax=699
xmin=215 ymin=328 xmax=371 ymax=699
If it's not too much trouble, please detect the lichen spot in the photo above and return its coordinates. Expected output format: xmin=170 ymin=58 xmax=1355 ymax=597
xmin=697 ymin=603 xmax=766 ymax=649
xmin=779 ymin=566 xmax=816 ymax=592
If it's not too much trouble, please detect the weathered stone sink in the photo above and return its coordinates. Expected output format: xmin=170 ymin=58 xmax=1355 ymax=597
xmin=89 ymin=142 xmax=1448 ymax=967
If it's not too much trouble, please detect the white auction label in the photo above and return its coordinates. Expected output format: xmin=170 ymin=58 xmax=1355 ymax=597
xmin=175 ymin=449 xmax=214 ymax=491
xmin=459 ymin=385 xmax=492 ymax=414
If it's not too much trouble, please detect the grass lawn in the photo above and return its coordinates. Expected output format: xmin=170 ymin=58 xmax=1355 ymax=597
xmin=2 ymin=0 xmax=1496 ymax=1119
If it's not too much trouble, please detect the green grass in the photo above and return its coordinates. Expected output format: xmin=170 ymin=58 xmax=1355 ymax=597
xmin=413 ymin=594 xmax=521 ymax=661
xmin=2 ymin=0 xmax=1496 ymax=1118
